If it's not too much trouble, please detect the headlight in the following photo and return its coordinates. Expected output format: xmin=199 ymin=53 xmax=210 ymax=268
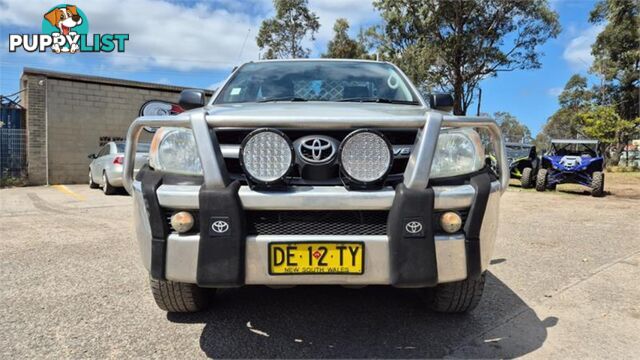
xmin=339 ymin=129 xmax=393 ymax=184
xmin=239 ymin=129 xmax=294 ymax=184
xmin=149 ymin=127 xmax=203 ymax=175
xmin=430 ymin=128 xmax=484 ymax=178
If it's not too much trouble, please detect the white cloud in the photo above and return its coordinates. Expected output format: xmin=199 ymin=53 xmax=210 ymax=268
xmin=208 ymin=79 xmax=226 ymax=90
xmin=0 ymin=0 xmax=383 ymax=70
xmin=308 ymin=0 xmax=380 ymax=54
xmin=547 ymin=87 xmax=563 ymax=97
xmin=563 ymin=24 xmax=604 ymax=71
xmin=0 ymin=0 xmax=264 ymax=71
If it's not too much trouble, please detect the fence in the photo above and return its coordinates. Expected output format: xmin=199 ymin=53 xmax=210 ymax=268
xmin=0 ymin=128 xmax=27 ymax=185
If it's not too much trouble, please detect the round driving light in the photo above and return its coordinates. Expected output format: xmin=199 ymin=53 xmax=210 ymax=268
xmin=170 ymin=211 xmax=194 ymax=233
xmin=339 ymin=130 xmax=393 ymax=183
xmin=239 ymin=129 xmax=294 ymax=184
xmin=440 ymin=211 xmax=462 ymax=233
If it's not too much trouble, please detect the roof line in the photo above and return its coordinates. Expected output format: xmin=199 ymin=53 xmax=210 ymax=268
xmin=21 ymin=67 xmax=214 ymax=94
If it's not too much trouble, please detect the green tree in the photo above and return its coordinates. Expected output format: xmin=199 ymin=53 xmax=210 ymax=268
xmin=588 ymin=0 xmax=639 ymax=161
xmin=370 ymin=0 xmax=560 ymax=115
xmin=533 ymin=132 xmax=551 ymax=152
xmin=323 ymin=18 xmax=368 ymax=59
xmin=256 ymin=0 xmax=320 ymax=59
xmin=494 ymin=112 xmax=533 ymax=143
xmin=578 ymin=106 xmax=640 ymax=160
xmin=541 ymin=74 xmax=593 ymax=140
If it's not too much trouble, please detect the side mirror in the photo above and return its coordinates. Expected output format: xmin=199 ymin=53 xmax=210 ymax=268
xmin=88 ymin=154 xmax=97 ymax=159
xmin=178 ymin=89 xmax=206 ymax=110
xmin=428 ymin=93 xmax=454 ymax=112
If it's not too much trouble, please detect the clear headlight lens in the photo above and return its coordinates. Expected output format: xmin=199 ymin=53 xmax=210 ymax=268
xmin=430 ymin=128 xmax=484 ymax=178
xmin=240 ymin=129 xmax=294 ymax=183
xmin=149 ymin=127 xmax=202 ymax=175
xmin=340 ymin=130 xmax=393 ymax=183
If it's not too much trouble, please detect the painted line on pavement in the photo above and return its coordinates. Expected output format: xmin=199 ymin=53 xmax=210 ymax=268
xmin=52 ymin=185 xmax=86 ymax=201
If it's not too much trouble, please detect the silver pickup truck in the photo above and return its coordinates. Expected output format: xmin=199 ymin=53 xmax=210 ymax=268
xmin=122 ymin=59 xmax=508 ymax=314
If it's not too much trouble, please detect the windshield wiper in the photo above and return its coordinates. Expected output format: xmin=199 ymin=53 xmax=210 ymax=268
xmin=258 ymin=97 xmax=308 ymax=103
xmin=338 ymin=97 xmax=420 ymax=105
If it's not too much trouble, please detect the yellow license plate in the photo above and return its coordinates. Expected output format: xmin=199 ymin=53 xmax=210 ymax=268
xmin=268 ymin=242 xmax=364 ymax=275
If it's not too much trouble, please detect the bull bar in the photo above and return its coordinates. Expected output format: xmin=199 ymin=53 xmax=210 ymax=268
xmin=122 ymin=111 xmax=509 ymax=197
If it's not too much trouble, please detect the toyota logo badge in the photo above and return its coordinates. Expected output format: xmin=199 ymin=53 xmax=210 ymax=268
xmin=211 ymin=220 xmax=229 ymax=233
xmin=298 ymin=135 xmax=336 ymax=163
xmin=405 ymin=221 xmax=423 ymax=234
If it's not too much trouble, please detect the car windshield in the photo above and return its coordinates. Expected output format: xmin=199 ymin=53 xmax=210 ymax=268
xmin=116 ymin=143 xmax=150 ymax=153
xmin=214 ymin=61 xmax=420 ymax=105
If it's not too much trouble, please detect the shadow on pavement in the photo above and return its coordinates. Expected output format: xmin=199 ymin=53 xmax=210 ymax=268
xmin=168 ymin=272 xmax=556 ymax=358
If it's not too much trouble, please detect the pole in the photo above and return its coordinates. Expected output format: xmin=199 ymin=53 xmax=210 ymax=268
xmin=476 ymin=88 xmax=482 ymax=116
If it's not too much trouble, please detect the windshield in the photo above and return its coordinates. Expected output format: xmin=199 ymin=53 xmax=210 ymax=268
xmin=116 ymin=143 xmax=150 ymax=153
xmin=506 ymin=145 xmax=532 ymax=160
xmin=214 ymin=61 xmax=420 ymax=105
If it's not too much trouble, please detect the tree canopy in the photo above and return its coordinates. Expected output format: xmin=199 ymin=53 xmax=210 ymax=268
xmin=322 ymin=18 xmax=369 ymax=59
xmin=536 ymin=0 xmax=639 ymax=164
xmin=256 ymin=0 xmax=320 ymax=59
xmin=541 ymin=74 xmax=593 ymax=140
xmin=579 ymin=106 xmax=640 ymax=149
xmin=589 ymin=0 xmax=639 ymax=122
xmin=369 ymin=0 xmax=560 ymax=115
xmin=494 ymin=112 xmax=533 ymax=143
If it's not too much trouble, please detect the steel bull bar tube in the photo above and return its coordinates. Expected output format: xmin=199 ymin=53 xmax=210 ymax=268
xmin=122 ymin=111 xmax=507 ymax=286
xmin=123 ymin=112 xmax=508 ymax=193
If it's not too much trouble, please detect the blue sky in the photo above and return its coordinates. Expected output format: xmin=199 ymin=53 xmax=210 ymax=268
xmin=0 ymin=0 xmax=601 ymax=135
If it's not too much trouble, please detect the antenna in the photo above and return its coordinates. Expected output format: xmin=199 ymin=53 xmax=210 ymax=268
xmin=237 ymin=28 xmax=251 ymax=62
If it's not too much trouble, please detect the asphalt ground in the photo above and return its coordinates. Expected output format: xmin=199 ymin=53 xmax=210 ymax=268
xmin=1 ymin=173 xmax=639 ymax=358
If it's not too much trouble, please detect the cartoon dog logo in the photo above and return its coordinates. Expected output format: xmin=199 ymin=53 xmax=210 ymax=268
xmin=43 ymin=5 xmax=83 ymax=53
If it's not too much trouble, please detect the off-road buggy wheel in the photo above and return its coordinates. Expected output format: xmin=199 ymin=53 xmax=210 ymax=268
xmin=420 ymin=273 xmax=486 ymax=313
xmin=535 ymin=169 xmax=548 ymax=192
xmin=520 ymin=167 xmax=534 ymax=188
xmin=150 ymin=278 xmax=213 ymax=313
xmin=591 ymin=171 xmax=605 ymax=197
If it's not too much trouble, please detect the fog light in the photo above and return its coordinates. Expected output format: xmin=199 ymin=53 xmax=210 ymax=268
xmin=339 ymin=129 xmax=393 ymax=185
xmin=239 ymin=128 xmax=294 ymax=185
xmin=170 ymin=211 xmax=194 ymax=233
xmin=440 ymin=211 xmax=462 ymax=233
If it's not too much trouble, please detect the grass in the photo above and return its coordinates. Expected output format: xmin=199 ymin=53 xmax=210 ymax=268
xmin=0 ymin=176 xmax=27 ymax=188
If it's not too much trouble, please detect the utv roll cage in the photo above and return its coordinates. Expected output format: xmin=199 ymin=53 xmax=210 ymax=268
xmin=548 ymin=139 xmax=599 ymax=158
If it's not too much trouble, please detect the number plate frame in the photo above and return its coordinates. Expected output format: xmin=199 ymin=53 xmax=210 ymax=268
xmin=268 ymin=241 xmax=365 ymax=275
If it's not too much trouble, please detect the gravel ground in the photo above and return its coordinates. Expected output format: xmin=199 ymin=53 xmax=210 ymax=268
xmin=1 ymin=173 xmax=639 ymax=358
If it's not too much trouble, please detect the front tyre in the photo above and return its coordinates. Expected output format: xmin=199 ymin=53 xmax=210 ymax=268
xmin=591 ymin=171 xmax=605 ymax=197
xmin=421 ymin=273 xmax=486 ymax=313
xmin=535 ymin=169 xmax=548 ymax=192
xmin=520 ymin=167 xmax=534 ymax=188
xmin=150 ymin=278 xmax=213 ymax=313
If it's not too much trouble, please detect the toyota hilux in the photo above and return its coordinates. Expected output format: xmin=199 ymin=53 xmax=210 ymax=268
xmin=122 ymin=60 xmax=508 ymax=314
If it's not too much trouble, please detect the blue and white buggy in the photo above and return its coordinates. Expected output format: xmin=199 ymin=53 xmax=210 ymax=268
xmin=535 ymin=139 xmax=605 ymax=197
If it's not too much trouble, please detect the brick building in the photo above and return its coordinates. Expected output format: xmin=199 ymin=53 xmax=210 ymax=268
xmin=19 ymin=68 xmax=211 ymax=185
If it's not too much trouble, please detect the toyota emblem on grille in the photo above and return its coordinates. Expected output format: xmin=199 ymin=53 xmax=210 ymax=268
xmin=211 ymin=220 xmax=229 ymax=233
xmin=298 ymin=135 xmax=336 ymax=163
xmin=405 ymin=221 xmax=423 ymax=234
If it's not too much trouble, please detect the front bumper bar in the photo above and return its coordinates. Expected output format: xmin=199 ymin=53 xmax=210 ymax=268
xmin=155 ymin=182 xmax=501 ymax=211
xmin=132 ymin=177 xmax=502 ymax=286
